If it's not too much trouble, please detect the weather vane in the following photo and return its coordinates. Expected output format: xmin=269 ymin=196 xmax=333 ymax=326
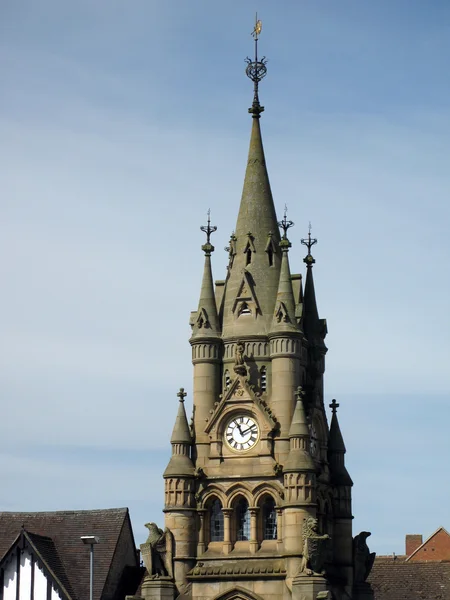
xmin=301 ymin=222 xmax=318 ymax=264
xmin=245 ymin=13 xmax=267 ymax=116
xmin=200 ymin=209 xmax=217 ymax=255
xmin=278 ymin=205 xmax=294 ymax=240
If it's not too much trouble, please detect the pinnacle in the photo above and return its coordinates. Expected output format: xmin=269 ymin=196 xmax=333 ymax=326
xmin=190 ymin=253 xmax=221 ymax=340
xmin=170 ymin=391 xmax=192 ymax=444
xmin=284 ymin=388 xmax=315 ymax=473
xmin=270 ymin=242 xmax=300 ymax=334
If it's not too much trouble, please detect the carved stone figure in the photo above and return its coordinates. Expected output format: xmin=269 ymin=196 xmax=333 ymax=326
xmin=233 ymin=341 xmax=247 ymax=375
xmin=299 ymin=517 xmax=331 ymax=576
xmin=140 ymin=522 xmax=174 ymax=579
xmin=353 ymin=531 xmax=376 ymax=582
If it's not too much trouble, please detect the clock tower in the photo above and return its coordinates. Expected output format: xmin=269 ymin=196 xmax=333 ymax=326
xmin=159 ymin=19 xmax=375 ymax=600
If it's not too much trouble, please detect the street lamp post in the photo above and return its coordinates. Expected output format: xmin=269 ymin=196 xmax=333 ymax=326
xmin=81 ymin=536 xmax=100 ymax=600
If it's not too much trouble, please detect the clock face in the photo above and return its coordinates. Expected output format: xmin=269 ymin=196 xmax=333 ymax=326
xmin=310 ymin=423 xmax=318 ymax=457
xmin=225 ymin=415 xmax=259 ymax=451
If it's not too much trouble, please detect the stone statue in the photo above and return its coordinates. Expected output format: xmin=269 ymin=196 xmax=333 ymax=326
xmin=233 ymin=341 xmax=247 ymax=376
xmin=353 ymin=531 xmax=376 ymax=583
xmin=299 ymin=517 xmax=331 ymax=576
xmin=140 ymin=522 xmax=174 ymax=579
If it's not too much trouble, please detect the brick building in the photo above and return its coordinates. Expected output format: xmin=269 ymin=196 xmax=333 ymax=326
xmin=368 ymin=527 xmax=450 ymax=599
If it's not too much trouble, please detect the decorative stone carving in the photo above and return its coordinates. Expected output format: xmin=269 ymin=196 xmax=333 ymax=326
xmin=140 ymin=523 xmax=174 ymax=579
xmin=299 ymin=517 xmax=330 ymax=576
xmin=353 ymin=531 xmax=376 ymax=583
xmin=233 ymin=341 xmax=247 ymax=376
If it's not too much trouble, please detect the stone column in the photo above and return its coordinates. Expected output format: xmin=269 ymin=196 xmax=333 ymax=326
xmin=191 ymin=343 xmax=221 ymax=466
xmin=269 ymin=336 xmax=302 ymax=463
xmin=222 ymin=509 xmax=233 ymax=554
xmin=249 ymin=508 xmax=259 ymax=554
xmin=276 ymin=507 xmax=283 ymax=552
xmin=197 ymin=509 xmax=206 ymax=555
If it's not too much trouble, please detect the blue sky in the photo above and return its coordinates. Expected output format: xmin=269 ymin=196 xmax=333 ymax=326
xmin=1 ymin=0 xmax=450 ymax=555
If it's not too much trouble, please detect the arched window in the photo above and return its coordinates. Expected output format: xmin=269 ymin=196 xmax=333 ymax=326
xmin=260 ymin=367 xmax=267 ymax=392
xmin=246 ymin=249 xmax=252 ymax=265
xmin=262 ymin=496 xmax=277 ymax=540
xmin=236 ymin=498 xmax=250 ymax=541
xmin=209 ymin=499 xmax=224 ymax=542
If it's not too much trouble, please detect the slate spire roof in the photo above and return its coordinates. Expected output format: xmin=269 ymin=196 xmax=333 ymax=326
xmin=327 ymin=400 xmax=353 ymax=486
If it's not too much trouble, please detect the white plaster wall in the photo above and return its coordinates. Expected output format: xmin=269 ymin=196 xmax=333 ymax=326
xmin=51 ymin=587 xmax=61 ymax=600
xmin=35 ymin=561 xmax=48 ymax=600
xmin=3 ymin=558 xmax=17 ymax=600
xmin=19 ymin=550 xmax=32 ymax=600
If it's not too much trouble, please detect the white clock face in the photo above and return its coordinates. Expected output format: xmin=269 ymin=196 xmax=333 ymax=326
xmin=225 ymin=415 xmax=259 ymax=451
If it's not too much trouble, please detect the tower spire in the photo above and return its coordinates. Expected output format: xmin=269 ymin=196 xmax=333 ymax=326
xmin=221 ymin=20 xmax=281 ymax=338
xmin=190 ymin=211 xmax=221 ymax=339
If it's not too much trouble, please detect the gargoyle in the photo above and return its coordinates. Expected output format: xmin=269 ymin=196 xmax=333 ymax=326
xmin=140 ymin=522 xmax=174 ymax=579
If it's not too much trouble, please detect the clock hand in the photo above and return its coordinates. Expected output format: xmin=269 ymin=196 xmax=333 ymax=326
xmin=241 ymin=425 xmax=257 ymax=436
xmin=235 ymin=423 xmax=244 ymax=435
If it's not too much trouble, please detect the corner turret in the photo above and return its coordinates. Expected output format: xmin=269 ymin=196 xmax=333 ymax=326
xmin=328 ymin=399 xmax=353 ymax=486
xmin=163 ymin=388 xmax=194 ymax=478
xmin=284 ymin=387 xmax=315 ymax=473
xmin=190 ymin=211 xmax=221 ymax=340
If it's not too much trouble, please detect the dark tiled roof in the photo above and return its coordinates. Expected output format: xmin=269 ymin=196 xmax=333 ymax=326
xmin=368 ymin=556 xmax=450 ymax=600
xmin=26 ymin=531 xmax=76 ymax=600
xmin=0 ymin=508 xmax=133 ymax=600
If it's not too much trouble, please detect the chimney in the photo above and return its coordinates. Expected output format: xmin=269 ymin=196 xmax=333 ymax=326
xmin=406 ymin=534 xmax=423 ymax=556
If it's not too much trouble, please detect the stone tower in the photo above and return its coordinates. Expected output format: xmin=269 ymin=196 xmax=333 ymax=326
xmin=157 ymin=23 xmax=375 ymax=600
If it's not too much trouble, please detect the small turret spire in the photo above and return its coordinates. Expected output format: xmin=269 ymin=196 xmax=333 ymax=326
xmin=270 ymin=207 xmax=298 ymax=332
xmin=328 ymin=399 xmax=353 ymax=486
xmin=163 ymin=388 xmax=195 ymax=477
xmin=301 ymin=224 xmax=327 ymax=348
xmin=284 ymin=387 xmax=315 ymax=472
xmin=190 ymin=211 xmax=221 ymax=339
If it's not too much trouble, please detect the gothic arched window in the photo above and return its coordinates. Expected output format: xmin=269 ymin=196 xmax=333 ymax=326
xmin=262 ymin=496 xmax=277 ymax=540
xmin=209 ymin=499 xmax=224 ymax=542
xmin=236 ymin=498 xmax=250 ymax=541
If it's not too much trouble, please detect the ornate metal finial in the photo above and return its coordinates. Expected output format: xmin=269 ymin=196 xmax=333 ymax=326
xmin=330 ymin=399 xmax=339 ymax=414
xmin=295 ymin=386 xmax=305 ymax=403
xmin=301 ymin=222 xmax=318 ymax=265
xmin=200 ymin=209 xmax=217 ymax=255
xmin=278 ymin=205 xmax=294 ymax=240
xmin=245 ymin=13 xmax=267 ymax=117
xmin=177 ymin=388 xmax=187 ymax=403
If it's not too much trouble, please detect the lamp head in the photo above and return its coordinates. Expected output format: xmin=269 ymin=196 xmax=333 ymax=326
xmin=80 ymin=535 xmax=100 ymax=545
